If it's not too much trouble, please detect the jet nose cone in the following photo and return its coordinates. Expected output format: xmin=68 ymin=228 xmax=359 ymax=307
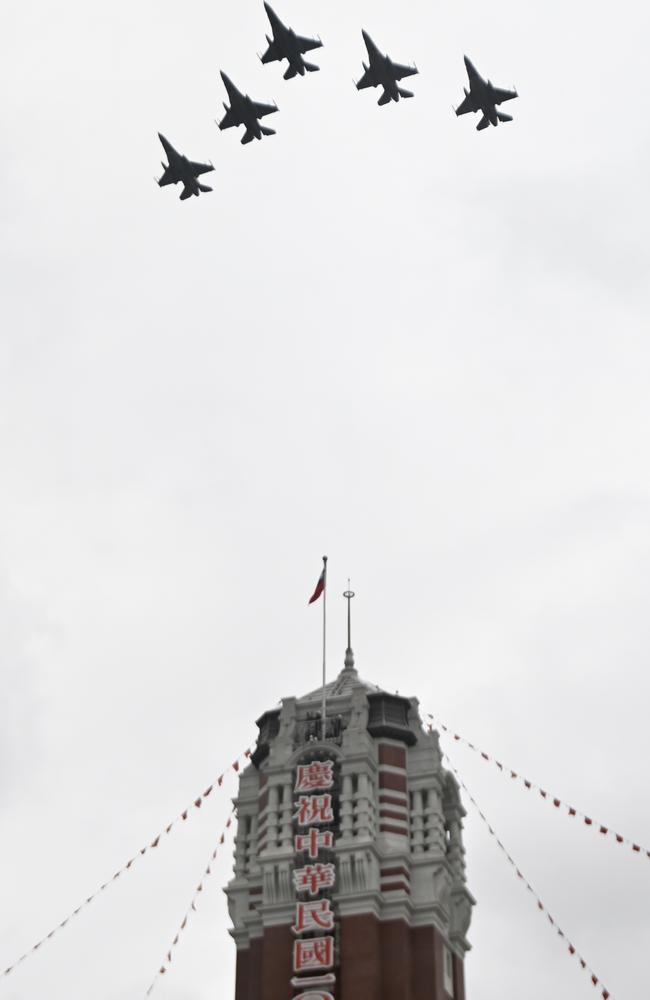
xmin=220 ymin=70 xmax=230 ymax=84
xmin=361 ymin=29 xmax=371 ymax=42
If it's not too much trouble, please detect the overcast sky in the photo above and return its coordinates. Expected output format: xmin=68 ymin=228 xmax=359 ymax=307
xmin=2 ymin=0 xmax=650 ymax=997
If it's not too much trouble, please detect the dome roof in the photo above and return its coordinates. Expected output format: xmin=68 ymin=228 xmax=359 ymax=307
xmin=299 ymin=662 xmax=384 ymax=702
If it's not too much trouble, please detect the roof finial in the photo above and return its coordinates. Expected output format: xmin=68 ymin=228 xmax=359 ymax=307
xmin=343 ymin=582 xmax=355 ymax=672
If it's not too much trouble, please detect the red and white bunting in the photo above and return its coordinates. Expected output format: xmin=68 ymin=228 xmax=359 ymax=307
xmin=443 ymin=753 xmax=613 ymax=1000
xmin=145 ymin=810 xmax=235 ymax=996
xmin=427 ymin=713 xmax=649 ymax=862
xmin=2 ymin=749 xmax=251 ymax=981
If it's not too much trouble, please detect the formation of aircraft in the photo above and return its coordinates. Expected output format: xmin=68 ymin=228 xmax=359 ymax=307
xmin=156 ymin=3 xmax=519 ymax=201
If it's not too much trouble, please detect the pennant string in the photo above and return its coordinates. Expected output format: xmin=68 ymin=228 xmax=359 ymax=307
xmin=145 ymin=805 xmax=236 ymax=997
xmin=443 ymin=752 xmax=613 ymax=1000
xmin=427 ymin=713 xmax=649 ymax=861
xmin=1 ymin=749 xmax=251 ymax=980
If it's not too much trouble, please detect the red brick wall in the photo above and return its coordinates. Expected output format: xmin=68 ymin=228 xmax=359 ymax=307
xmin=412 ymin=925 xmax=436 ymax=1000
xmin=261 ymin=925 xmax=293 ymax=1000
xmin=236 ymin=918 xmax=465 ymax=1000
xmin=340 ymin=913 xmax=382 ymax=1000
xmin=381 ymin=920 xmax=412 ymax=1000
xmin=235 ymin=948 xmax=249 ymax=1000
xmin=378 ymin=744 xmax=407 ymax=768
xmin=452 ymin=952 xmax=466 ymax=1000
xmin=248 ymin=937 xmax=262 ymax=1000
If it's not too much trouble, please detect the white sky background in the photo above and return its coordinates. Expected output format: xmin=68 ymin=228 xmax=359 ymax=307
xmin=1 ymin=0 xmax=650 ymax=996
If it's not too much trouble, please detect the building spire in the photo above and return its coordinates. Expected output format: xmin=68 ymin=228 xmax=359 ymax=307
xmin=343 ymin=582 xmax=356 ymax=672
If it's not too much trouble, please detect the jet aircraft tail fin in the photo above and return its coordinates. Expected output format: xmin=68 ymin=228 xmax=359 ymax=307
xmin=476 ymin=114 xmax=490 ymax=130
xmin=497 ymin=111 xmax=513 ymax=123
xmin=397 ymin=87 xmax=414 ymax=99
xmin=377 ymin=90 xmax=392 ymax=106
xmin=284 ymin=64 xmax=298 ymax=80
xmin=303 ymin=61 xmax=319 ymax=72
xmin=197 ymin=183 xmax=213 ymax=193
xmin=259 ymin=125 xmax=276 ymax=136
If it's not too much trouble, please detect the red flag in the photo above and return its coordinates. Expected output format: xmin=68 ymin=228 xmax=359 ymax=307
xmin=308 ymin=561 xmax=327 ymax=604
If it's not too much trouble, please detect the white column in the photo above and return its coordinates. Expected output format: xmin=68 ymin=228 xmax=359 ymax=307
xmin=280 ymin=781 xmax=293 ymax=849
xmin=355 ymin=772 xmax=372 ymax=840
xmin=411 ymin=790 xmax=424 ymax=854
xmin=340 ymin=773 xmax=354 ymax=838
xmin=267 ymin=784 xmax=280 ymax=851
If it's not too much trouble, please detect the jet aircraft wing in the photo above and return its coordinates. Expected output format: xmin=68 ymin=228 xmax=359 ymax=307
xmin=218 ymin=108 xmax=239 ymax=129
xmin=491 ymin=86 xmax=517 ymax=104
xmin=180 ymin=186 xmax=193 ymax=200
xmin=356 ymin=67 xmax=373 ymax=90
xmin=296 ymin=34 xmax=322 ymax=53
xmin=390 ymin=61 xmax=418 ymax=81
xmin=251 ymin=99 xmax=277 ymax=119
xmin=455 ymin=94 xmax=474 ymax=116
xmin=187 ymin=160 xmax=214 ymax=176
xmin=261 ymin=40 xmax=281 ymax=63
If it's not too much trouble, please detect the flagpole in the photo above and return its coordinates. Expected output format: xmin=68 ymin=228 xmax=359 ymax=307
xmin=321 ymin=555 xmax=328 ymax=741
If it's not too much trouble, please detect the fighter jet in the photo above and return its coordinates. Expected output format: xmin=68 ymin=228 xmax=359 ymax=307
xmin=455 ymin=56 xmax=518 ymax=131
xmin=260 ymin=3 xmax=322 ymax=80
xmin=156 ymin=133 xmax=214 ymax=201
xmin=355 ymin=31 xmax=418 ymax=106
xmin=217 ymin=72 xmax=278 ymax=144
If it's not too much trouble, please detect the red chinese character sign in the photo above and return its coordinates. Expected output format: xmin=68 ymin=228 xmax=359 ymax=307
xmin=295 ymin=761 xmax=335 ymax=792
xmin=292 ymin=900 xmax=335 ymax=934
xmin=292 ymin=757 xmax=338 ymax=999
xmin=295 ymin=829 xmax=334 ymax=859
xmin=295 ymin=795 xmax=335 ymax=826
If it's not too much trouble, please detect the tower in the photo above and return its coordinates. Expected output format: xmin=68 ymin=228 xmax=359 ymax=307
xmin=226 ymin=604 xmax=474 ymax=1000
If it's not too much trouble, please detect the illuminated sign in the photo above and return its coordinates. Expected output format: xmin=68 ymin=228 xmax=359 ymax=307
xmin=291 ymin=756 xmax=338 ymax=1000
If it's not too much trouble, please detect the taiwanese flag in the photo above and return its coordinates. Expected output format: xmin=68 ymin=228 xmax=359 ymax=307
xmin=308 ymin=559 xmax=327 ymax=604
